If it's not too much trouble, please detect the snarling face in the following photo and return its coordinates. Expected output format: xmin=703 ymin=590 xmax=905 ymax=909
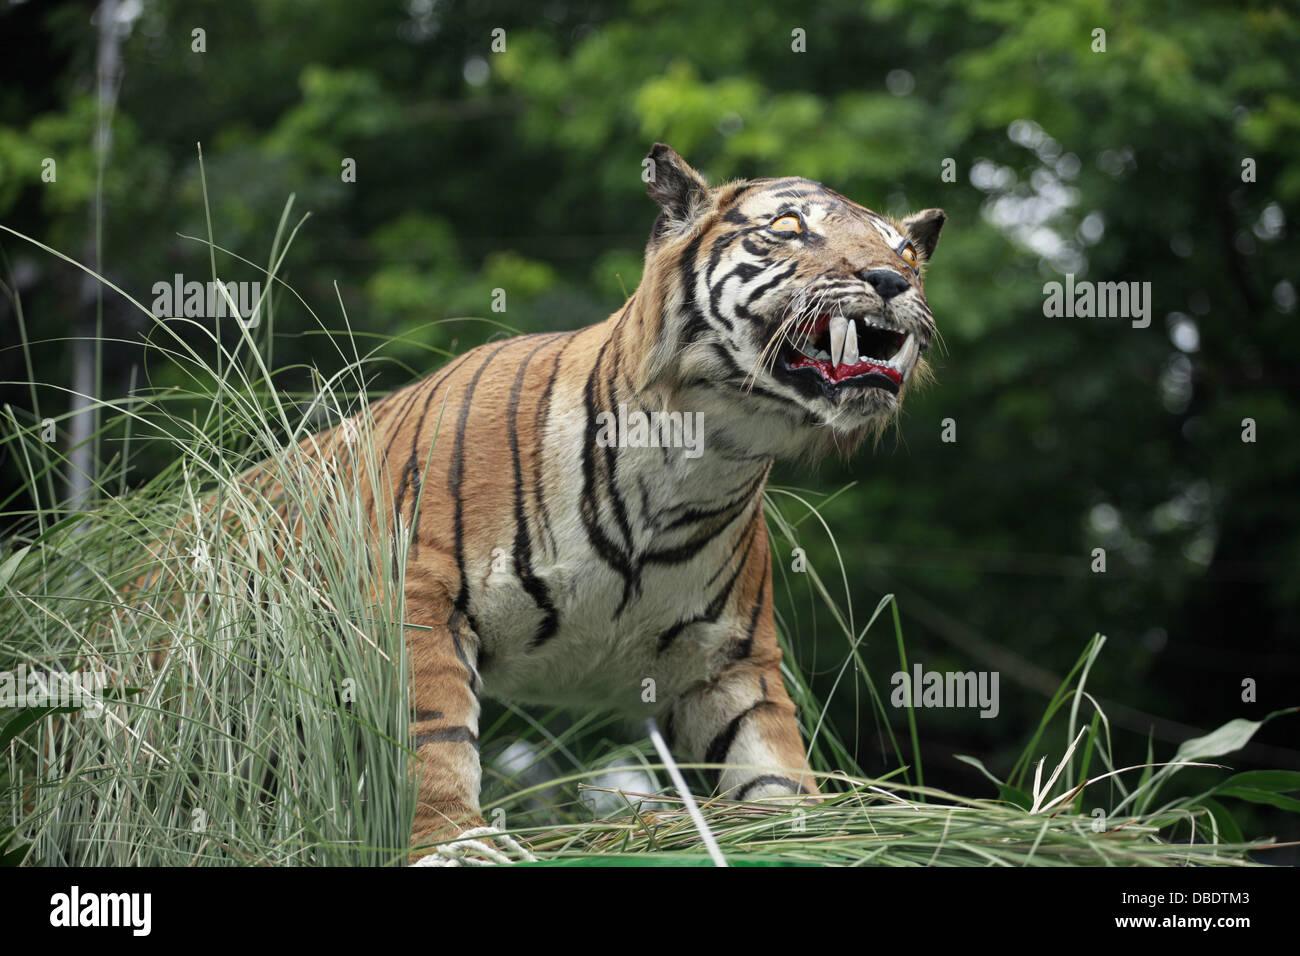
xmin=638 ymin=144 xmax=945 ymax=458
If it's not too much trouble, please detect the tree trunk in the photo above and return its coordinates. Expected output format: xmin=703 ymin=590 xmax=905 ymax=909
xmin=68 ymin=0 xmax=122 ymax=508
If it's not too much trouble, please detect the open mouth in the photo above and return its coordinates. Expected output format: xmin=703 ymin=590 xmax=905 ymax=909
xmin=778 ymin=313 xmax=919 ymax=394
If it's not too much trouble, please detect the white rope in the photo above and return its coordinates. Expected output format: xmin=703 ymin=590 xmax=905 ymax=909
xmin=410 ymin=826 xmax=538 ymax=867
xmin=645 ymin=718 xmax=728 ymax=867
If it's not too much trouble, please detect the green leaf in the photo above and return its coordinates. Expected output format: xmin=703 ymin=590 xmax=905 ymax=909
xmin=0 ymin=545 xmax=30 ymax=590
xmin=1137 ymin=709 xmax=1300 ymax=815
xmin=1196 ymin=769 xmax=1300 ymax=815
xmin=32 ymin=514 xmax=84 ymax=544
xmin=1215 ymin=787 xmax=1300 ymax=813
xmin=954 ymin=753 xmax=1033 ymax=808
xmin=1196 ymin=800 xmax=1244 ymax=844
xmin=1215 ymin=770 xmax=1300 ymax=793
xmin=0 ymin=828 xmax=31 ymax=867
xmin=0 ymin=705 xmax=78 ymax=750
xmin=998 ymin=785 xmax=1033 ymax=810
xmin=1172 ymin=718 xmax=1265 ymax=763
xmin=954 ymin=753 xmax=1005 ymax=787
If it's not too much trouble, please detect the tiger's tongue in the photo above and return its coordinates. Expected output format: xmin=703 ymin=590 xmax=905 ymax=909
xmin=791 ymin=314 xmax=901 ymax=383
xmin=788 ymin=353 xmax=903 ymax=385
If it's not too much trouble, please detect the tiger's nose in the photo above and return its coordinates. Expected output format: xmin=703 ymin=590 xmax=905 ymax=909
xmin=860 ymin=269 xmax=910 ymax=301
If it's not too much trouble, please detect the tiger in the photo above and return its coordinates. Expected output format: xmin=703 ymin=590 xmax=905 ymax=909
xmin=352 ymin=143 xmax=945 ymax=859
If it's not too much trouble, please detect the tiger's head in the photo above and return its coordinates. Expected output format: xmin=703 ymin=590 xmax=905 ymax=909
xmin=634 ymin=143 xmax=945 ymax=460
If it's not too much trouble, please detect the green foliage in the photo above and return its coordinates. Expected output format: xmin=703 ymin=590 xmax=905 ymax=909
xmin=1 ymin=0 xmax=1297 ymax=860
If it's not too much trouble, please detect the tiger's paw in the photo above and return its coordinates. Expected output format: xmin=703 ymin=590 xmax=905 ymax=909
xmin=731 ymin=774 xmax=823 ymax=804
xmin=409 ymin=826 xmax=538 ymax=867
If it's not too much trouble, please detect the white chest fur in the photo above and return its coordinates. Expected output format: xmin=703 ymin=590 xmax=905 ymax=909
xmin=470 ymin=409 xmax=771 ymax=714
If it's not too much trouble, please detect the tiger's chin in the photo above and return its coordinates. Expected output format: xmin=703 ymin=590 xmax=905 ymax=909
xmin=710 ymin=374 xmax=913 ymax=463
xmin=796 ymin=389 xmax=906 ymax=461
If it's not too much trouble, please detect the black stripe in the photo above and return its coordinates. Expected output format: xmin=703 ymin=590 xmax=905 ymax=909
xmin=449 ymin=342 xmax=513 ymax=623
xmin=724 ymin=181 xmax=762 ymax=204
xmin=733 ymin=775 xmax=802 ymax=801
xmin=655 ymin=619 xmax=691 ymax=653
xmin=370 ymin=351 xmax=473 ymax=527
xmin=700 ymin=376 xmax=798 ymax=412
xmin=743 ymin=260 xmax=797 ymax=305
xmin=725 ymin=261 xmax=764 ymax=284
xmin=599 ymin=324 xmax=655 ymax=610
xmin=637 ymin=473 xmax=654 ymax=527
xmin=735 ymin=553 xmax=768 ymax=660
xmin=660 ymin=467 xmax=767 ymax=532
xmin=399 ymin=351 xmax=479 ymax=540
xmin=610 ymin=317 xmax=636 ymax=394
xmin=365 ymin=388 xmax=401 ymax=416
xmin=369 ymin=381 xmax=422 ymax=431
xmin=707 ymin=259 xmax=766 ymax=333
xmin=407 ymin=334 xmax=554 ymax=495
xmin=642 ymin=508 xmax=747 ymax=567
xmin=678 ymin=231 xmax=709 ymax=342
xmin=644 ymin=466 xmax=767 ymax=569
xmin=704 ymin=501 xmax=764 ymax=588
xmin=383 ymin=367 xmax=451 ymax=464
xmin=393 ymin=453 xmax=419 ymax=539
xmin=448 ymin=609 xmax=481 ymax=699
xmin=597 ymin=354 xmax=636 ymax=559
xmin=656 ymin=507 xmax=763 ymax=654
xmin=531 ymin=332 xmax=579 ymax=557
xmin=703 ymin=343 xmax=801 ymax=409
xmin=414 ymin=725 xmax=479 ymax=750
xmin=705 ymin=699 xmax=777 ymax=770
xmin=508 ymin=338 xmax=562 ymax=648
xmin=705 ymin=228 xmax=750 ymax=290
xmin=580 ymin=338 xmax=640 ymax=607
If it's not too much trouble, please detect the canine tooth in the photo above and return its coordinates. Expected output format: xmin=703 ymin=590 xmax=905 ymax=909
xmin=830 ymin=315 xmax=848 ymax=367
xmin=897 ymin=334 xmax=920 ymax=381
xmin=843 ymin=320 xmax=859 ymax=365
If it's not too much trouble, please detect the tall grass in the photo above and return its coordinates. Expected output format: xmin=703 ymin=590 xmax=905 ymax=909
xmin=1 ymin=205 xmax=421 ymax=864
xmin=2 ymin=193 xmax=1297 ymax=866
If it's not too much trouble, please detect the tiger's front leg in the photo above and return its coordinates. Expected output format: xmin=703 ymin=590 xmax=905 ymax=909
xmin=669 ymin=629 xmax=819 ymax=803
xmin=406 ymin=600 xmax=486 ymax=858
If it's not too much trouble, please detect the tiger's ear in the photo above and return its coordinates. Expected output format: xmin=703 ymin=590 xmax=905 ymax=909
xmin=645 ymin=143 xmax=709 ymax=241
xmin=900 ymin=208 xmax=946 ymax=262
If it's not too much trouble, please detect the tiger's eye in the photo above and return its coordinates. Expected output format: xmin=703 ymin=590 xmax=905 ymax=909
xmin=770 ymin=213 xmax=802 ymax=234
xmin=901 ymin=244 xmax=918 ymax=267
